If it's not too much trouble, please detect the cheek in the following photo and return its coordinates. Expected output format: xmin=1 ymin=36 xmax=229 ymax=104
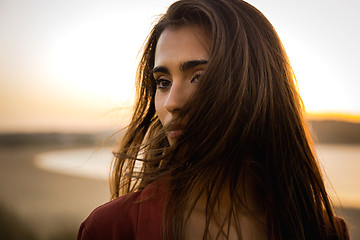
xmin=154 ymin=92 xmax=165 ymax=124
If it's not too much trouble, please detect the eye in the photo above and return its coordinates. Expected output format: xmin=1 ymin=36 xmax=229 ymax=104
xmin=191 ymin=72 xmax=203 ymax=83
xmin=156 ymin=78 xmax=172 ymax=89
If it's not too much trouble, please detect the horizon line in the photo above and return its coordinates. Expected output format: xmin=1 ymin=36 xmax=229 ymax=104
xmin=305 ymin=111 xmax=360 ymax=123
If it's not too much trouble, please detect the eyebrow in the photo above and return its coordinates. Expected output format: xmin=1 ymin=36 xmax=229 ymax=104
xmin=151 ymin=59 xmax=208 ymax=75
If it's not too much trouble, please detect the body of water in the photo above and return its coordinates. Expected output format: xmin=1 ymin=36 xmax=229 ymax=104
xmin=34 ymin=147 xmax=113 ymax=181
xmin=34 ymin=144 xmax=360 ymax=208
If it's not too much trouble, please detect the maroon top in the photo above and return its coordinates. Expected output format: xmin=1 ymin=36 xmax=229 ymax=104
xmin=77 ymin=181 xmax=166 ymax=240
xmin=78 ymin=182 xmax=350 ymax=240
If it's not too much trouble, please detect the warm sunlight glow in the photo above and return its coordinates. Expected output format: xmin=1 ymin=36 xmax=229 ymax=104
xmin=50 ymin=14 xmax=138 ymax=106
xmin=1 ymin=0 xmax=359 ymax=132
xmin=280 ymin=35 xmax=352 ymax=114
xmin=306 ymin=112 xmax=360 ymax=123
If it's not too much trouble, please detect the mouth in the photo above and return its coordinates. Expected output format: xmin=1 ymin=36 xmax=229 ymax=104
xmin=167 ymin=129 xmax=183 ymax=138
xmin=166 ymin=124 xmax=184 ymax=139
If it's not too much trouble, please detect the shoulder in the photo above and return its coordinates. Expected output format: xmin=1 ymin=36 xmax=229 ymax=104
xmin=77 ymin=191 xmax=142 ymax=240
xmin=77 ymin=181 xmax=167 ymax=240
xmin=334 ymin=216 xmax=350 ymax=240
xmin=325 ymin=216 xmax=350 ymax=240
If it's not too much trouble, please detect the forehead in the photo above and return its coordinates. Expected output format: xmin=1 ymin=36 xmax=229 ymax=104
xmin=154 ymin=26 xmax=210 ymax=67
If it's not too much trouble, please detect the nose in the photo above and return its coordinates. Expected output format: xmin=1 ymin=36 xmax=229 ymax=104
xmin=164 ymin=82 xmax=186 ymax=113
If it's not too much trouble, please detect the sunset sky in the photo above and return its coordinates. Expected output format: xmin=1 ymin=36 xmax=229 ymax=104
xmin=1 ymin=0 xmax=359 ymax=133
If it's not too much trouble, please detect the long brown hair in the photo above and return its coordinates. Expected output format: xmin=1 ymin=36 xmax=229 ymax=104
xmin=111 ymin=0 xmax=345 ymax=239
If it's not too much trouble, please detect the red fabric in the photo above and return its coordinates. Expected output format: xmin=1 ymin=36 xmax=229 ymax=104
xmin=335 ymin=217 xmax=350 ymax=240
xmin=78 ymin=181 xmax=350 ymax=240
xmin=77 ymin=181 xmax=167 ymax=240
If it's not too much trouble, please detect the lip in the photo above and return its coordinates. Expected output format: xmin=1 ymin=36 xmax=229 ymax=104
xmin=166 ymin=123 xmax=185 ymax=138
xmin=167 ymin=129 xmax=183 ymax=138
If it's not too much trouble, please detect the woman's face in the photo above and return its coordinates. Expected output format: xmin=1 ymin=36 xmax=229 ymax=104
xmin=153 ymin=26 xmax=209 ymax=145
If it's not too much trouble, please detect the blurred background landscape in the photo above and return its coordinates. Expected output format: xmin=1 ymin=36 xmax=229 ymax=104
xmin=1 ymin=120 xmax=360 ymax=239
xmin=1 ymin=0 xmax=359 ymax=239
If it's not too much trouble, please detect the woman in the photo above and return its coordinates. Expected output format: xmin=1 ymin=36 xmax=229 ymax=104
xmin=78 ymin=0 xmax=349 ymax=239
